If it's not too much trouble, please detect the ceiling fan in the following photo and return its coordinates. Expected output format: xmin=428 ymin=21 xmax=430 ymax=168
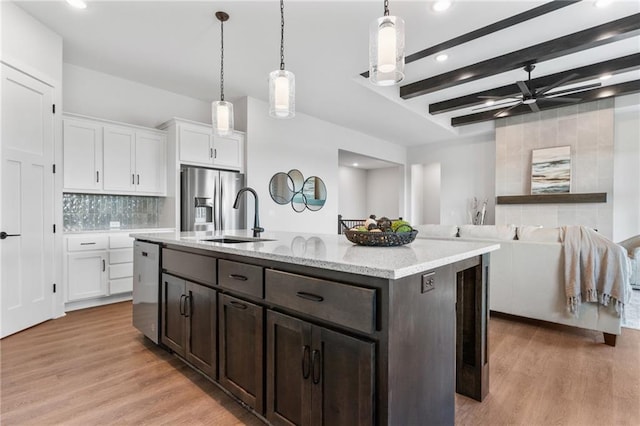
xmin=475 ymin=64 xmax=602 ymax=117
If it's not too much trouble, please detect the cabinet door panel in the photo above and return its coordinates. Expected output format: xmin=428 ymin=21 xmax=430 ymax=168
xmin=161 ymin=273 xmax=185 ymax=356
xmin=266 ymin=311 xmax=312 ymax=426
xmin=103 ymin=126 xmax=135 ymax=192
xmin=185 ymin=281 xmax=216 ymax=378
xmin=135 ymin=131 xmax=166 ymax=194
xmin=219 ymin=294 xmax=264 ymax=413
xmin=63 ymin=119 xmax=102 ymax=191
xmin=212 ymin=133 xmax=242 ymax=169
xmin=312 ymin=327 xmax=375 ymax=426
xmin=179 ymin=124 xmax=212 ymax=165
xmin=66 ymin=252 xmax=107 ymax=301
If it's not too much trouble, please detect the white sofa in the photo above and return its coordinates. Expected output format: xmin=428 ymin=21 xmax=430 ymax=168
xmin=414 ymin=224 xmax=633 ymax=346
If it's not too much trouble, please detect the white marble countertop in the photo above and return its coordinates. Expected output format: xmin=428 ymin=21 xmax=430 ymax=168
xmin=132 ymin=230 xmax=500 ymax=279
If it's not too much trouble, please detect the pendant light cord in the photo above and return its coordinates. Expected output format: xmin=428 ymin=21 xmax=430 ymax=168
xmin=384 ymin=0 xmax=389 ymax=16
xmin=280 ymin=0 xmax=285 ymax=71
xmin=220 ymin=18 xmax=225 ymax=101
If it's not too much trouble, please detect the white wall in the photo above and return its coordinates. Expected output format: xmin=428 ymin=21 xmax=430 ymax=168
xmin=243 ymin=97 xmax=407 ymax=234
xmin=366 ymin=167 xmax=402 ymax=219
xmin=410 ymin=164 xmax=424 ymax=224
xmin=63 ymin=63 xmax=210 ymax=127
xmin=338 ymin=166 xmax=368 ymax=219
xmin=408 ymin=132 xmax=496 ymax=226
xmin=613 ymin=94 xmax=640 ymax=241
xmin=423 ymin=162 xmax=441 ymax=224
xmin=1 ymin=1 xmax=64 ymax=318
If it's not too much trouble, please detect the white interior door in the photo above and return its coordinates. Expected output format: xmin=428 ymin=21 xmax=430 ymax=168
xmin=1 ymin=64 xmax=55 ymax=338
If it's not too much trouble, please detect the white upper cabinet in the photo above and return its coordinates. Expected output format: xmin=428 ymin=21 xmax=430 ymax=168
xmin=103 ymin=125 xmax=135 ymax=193
xmin=179 ymin=123 xmax=213 ymax=165
xmin=63 ymin=114 xmax=167 ymax=196
xmin=63 ymin=119 xmax=103 ymax=191
xmin=135 ymin=131 xmax=166 ymax=195
xmin=177 ymin=121 xmax=243 ymax=170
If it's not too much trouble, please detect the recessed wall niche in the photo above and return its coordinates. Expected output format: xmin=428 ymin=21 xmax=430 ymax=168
xmin=494 ymin=99 xmax=614 ymax=238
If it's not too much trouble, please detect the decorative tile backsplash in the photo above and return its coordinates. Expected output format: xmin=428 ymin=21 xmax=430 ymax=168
xmin=63 ymin=193 xmax=164 ymax=231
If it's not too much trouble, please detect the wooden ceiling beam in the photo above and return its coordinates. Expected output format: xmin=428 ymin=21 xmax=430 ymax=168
xmin=450 ymin=80 xmax=640 ymax=127
xmin=400 ymin=14 xmax=640 ymax=100
xmin=360 ymin=0 xmax=580 ymax=78
xmin=429 ymin=54 xmax=640 ymax=114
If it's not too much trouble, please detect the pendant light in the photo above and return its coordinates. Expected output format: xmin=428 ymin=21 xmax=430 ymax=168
xmin=269 ymin=0 xmax=295 ymax=119
xmin=212 ymin=11 xmax=234 ymax=136
xmin=369 ymin=0 xmax=405 ymax=86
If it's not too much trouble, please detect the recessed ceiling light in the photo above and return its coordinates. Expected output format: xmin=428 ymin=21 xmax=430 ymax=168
xmin=66 ymin=0 xmax=87 ymax=9
xmin=594 ymin=0 xmax=613 ymax=8
xmin=432 ymin=1 xmax=452 ymax=12
xmin=352 ymin=162 xmax=359 ymax=167
xmin=435 ymin=53 xmax=448 ymax=62
xmin=484 ymin=100 xmax=495 ymax=106
xmin=599 ymin=73 xmax=612 ymax=80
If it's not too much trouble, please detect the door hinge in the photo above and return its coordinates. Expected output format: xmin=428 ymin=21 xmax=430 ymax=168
xmin=53 ymin=224 xmax=56 ymax=233
xmin=52 ymin=164 xmax=56 ymax=174
xmin=53 ymin=283 xmax=57 ymax=293
xmin=52 ymin=104 xmax=56 ymax=114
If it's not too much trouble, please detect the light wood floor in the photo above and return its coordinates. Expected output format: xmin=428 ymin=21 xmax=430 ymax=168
xmin=1 ymin=302 xmax=639 ymax=425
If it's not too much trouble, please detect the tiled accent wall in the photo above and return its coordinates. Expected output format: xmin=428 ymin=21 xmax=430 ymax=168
xmin=495 ymin=99 xmax=614 ymax=238
xmin=63 ymin=193 xmax=164 ymax=232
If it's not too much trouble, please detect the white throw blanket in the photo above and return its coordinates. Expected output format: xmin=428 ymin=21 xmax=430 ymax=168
xmin=562 ymin=226 xmax=631 ymax=316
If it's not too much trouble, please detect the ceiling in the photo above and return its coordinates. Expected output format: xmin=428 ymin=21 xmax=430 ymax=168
xmin=338 ymin=150 xmax=402 ymax=170
xmin=15 ymin=1 xmax=640 ymax=147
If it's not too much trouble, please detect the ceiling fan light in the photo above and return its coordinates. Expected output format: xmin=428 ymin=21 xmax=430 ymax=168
xmin=269 ymin=70 xmax=295 ymax=119
xmin=65 ymin=0 xmax=87 ymax=9
xmin=432 ymin=1 xmax=452 ymax=12
xmin=594 ymin=0 xmax=613 ymax=8
xmin=369 ymin=15 xmax=405 ymax=86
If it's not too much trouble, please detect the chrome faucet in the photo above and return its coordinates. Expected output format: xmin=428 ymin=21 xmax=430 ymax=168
xmin=233 ymin=187 xmax=264 ymax=238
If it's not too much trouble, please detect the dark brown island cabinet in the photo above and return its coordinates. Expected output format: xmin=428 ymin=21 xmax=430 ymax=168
xmin=148 ymin=240 xmax=491 ymax=426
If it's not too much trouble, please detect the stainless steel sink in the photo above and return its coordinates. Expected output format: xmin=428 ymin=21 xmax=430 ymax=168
xmin=200 ymin=236 xmax=274 ymax=244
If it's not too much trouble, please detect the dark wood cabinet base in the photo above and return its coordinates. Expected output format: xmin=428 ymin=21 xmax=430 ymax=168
xmin=603 ymin=332 xmax=617 ymax=346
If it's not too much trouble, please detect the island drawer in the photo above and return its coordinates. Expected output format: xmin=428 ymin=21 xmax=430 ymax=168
xmin=163 ymin=248 xmax=217 ymax=287
xmin=218 ymin=260 xmax=264 ymax=298
xmin=265 ymin=270 xmax=375 ymax=334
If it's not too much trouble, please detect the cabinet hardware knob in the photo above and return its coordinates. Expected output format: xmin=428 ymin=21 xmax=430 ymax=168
xmin=296 ymin=292 xmax=324 ymax=302
xmin=184 ymin=295 xmax=191 ymax=318
xmin=132 ymin=174 xmax=135 ymax=184
xmin=179 ymin=294 xmax=186 ymax=316
xmin=102 ymin=259 xmax=106 ymax=272
xmin=301 ymin=345 xmax=311 ymax=379
xmin=311 ymin=349 xmax=322 ymax=384
xmin=229 ymin=300 xmax=248 ymax=310
xmin=229 ymin=274 xmax=248 ymax=281
xmin=137 ymin=174 xmax=140 ymax=185
xmin=96 ymin=171 xmax=100 ymax=183
xmin=80 ymin=242 xmax=96 ymax=245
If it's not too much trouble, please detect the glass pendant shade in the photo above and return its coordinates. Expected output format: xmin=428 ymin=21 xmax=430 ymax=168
xmin=212 ymin=100 xmax=233 ymax=136
xmin=369 ymin=15 xmax=405 ymax=86
xmin=269 ymin=69 xmax=295 ymax=119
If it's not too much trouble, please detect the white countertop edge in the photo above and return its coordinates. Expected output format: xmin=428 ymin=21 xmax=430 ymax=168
xmin=132 ymin=232 xmax=500 ymax=280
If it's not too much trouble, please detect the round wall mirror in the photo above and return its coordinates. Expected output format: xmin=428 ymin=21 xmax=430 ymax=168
xmin=291 ymin=192 xmax=307 ymax=213
xmin=269 ymin=172 xmax=294 ymax=205
xmin=303 ymin=176 xmax=327 ymax=211
xmin=288 ymin=169 xmax=304 ymax=192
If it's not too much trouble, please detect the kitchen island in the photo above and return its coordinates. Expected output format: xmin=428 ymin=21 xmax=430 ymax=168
xmin=132 ymin=229 xmax=499 ymax=425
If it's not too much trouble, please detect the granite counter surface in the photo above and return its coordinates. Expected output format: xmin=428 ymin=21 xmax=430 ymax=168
xmin=131 ymin=230 xmax=500 ymax=280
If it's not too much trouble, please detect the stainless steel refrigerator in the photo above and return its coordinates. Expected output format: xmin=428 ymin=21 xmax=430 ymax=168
xmin=180 ymin=166 xmax=246 ymax=232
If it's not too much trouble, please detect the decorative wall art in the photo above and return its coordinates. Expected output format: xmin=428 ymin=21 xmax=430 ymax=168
xmin=268 ymin=169 xmax=327 ymax=212
xmin=531 ymin=146 xmax=571 ymax=194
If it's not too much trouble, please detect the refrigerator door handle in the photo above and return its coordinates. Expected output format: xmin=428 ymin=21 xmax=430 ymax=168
xmin=219 ymin=179 xmax=224 ymax=230
xmin=213 ymin=177 xmax=218 ymax=231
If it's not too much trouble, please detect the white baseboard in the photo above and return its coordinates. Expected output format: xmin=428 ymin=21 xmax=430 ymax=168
xmin=65 ymin=293 xmax=132 ymax=312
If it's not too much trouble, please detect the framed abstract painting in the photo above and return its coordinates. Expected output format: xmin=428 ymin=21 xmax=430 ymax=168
xmin=531 ymin=146 xmax=571 ymax=194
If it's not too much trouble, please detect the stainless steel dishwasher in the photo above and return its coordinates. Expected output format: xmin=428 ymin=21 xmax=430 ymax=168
xmin=132 ymin=240 xmax=160 ymax=343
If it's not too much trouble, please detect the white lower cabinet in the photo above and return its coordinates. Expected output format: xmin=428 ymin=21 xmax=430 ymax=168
xmin=67 ymin=251 xmax=108 ymax=301
xmin=64 ymin=233 xmax=136 ymax=306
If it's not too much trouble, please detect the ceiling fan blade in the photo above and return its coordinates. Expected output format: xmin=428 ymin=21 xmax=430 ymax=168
xmin=493 ymin=102 xmax=522 ymax=118
xmin=547 ymin=82 xmax=601 ymax=96
xmin=516 ymin=81 xmax=532 ymax=97
xmin=543 ymin=97 xmax=582 ymax=102
xmin=537 ymin=73 xmax=579 ymax=95
xmin=472 ymin=100 xmax=520 ymax=111
xmin=529 ymin=102 xmax=540 ymax=113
